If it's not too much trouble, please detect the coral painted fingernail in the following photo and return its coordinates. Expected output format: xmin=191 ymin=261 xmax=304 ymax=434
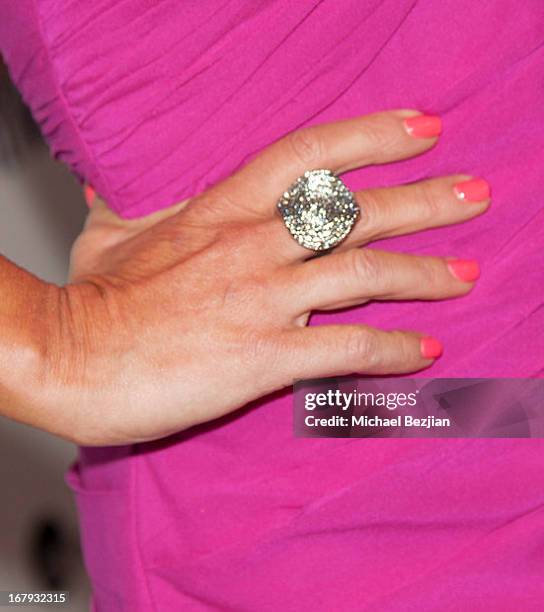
xmin=447 ymin=259 xmax=481 ymax=282
xmin=404 ymin=114 xmax=442 ymax=138
xmin=454 ymin=178 xmax=490 ymax=202
xmin=420 ymin=337 xmax=443 ymax=359
xmin=84 ymin=184 xmax=96 ymax=207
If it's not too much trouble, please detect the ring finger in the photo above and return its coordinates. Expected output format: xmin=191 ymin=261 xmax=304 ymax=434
xmin=267 ymin=173 xmax=490 ymax=262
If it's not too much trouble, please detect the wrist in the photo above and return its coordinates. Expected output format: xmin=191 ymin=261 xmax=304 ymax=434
xmin=39 ymin=278 xmax=120 ymax=445
xmin=0 ymin=261 xmax=60 ymax=428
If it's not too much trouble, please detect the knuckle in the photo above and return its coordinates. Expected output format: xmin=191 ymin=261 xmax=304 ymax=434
xmin=346 ymin=248 xmax=383 ymax=287
xmin=356 ymin=190 xmax=384 ymax=238
xmin=418 ymin=256 xmax=442 ymax=291
xmin=392 ymin=330 xmax=412 ymax=361
xmin=287 ymin=126 xmax=323 ymax=164
xmin=357 ymin=116 xmax=396 ymax=157
xmin=345 ymin=328 xmax=380 ymax=367
xmin=417 ymin=181 xmax=443 ymax=223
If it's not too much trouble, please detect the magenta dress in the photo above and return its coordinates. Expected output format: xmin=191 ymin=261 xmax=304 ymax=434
xmin=2 ymin=1 xmax=544 ymax=610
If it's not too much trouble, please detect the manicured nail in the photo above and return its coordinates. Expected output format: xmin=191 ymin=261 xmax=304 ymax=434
xmin=454 ymin=178 xmax=490 ymax=202
xmin=404 ymin=114 xmax=442 ymax=138
xmin=447 ymin=259 xmax=480 ymax=282
xmin=420 ymin=337 xmax=443 ymax=359
xmin=84 ymin=184 xmax=96 ymax=207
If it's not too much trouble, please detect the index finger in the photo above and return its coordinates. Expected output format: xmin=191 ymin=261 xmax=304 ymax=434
xmin=211 ymin=109 xmax=442 ymax=218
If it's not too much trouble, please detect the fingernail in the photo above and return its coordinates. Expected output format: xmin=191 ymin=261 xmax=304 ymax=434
xmin=447 ymin=259 xmax=481 ymax=282
xmin=404 ymin=114 xmax=442 ymax=138
xmin=420 ymin=337 xmax=443 ymax=359
xmin=454 ymin=178 xmax=490 ymax=202
xmin=84 ymin=184 xmax=96 ymax=207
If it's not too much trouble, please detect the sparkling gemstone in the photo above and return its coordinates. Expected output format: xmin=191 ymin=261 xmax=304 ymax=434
xmin=277 ymin=169 xmax=360 ymax=251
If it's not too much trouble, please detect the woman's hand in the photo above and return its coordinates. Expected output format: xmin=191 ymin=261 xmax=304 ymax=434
xmin=39 ymin=110 xmax=489 ymax=445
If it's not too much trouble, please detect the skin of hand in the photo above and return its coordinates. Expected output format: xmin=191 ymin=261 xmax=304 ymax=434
xmin=5 ymin=109 xmax=490 ymax=445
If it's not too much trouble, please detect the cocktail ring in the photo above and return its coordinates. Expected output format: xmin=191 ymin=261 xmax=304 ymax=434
xmin=277 ymin=169 xmax=360 ymax=251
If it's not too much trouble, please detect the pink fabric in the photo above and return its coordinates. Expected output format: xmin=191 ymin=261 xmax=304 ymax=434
xmin=2 ymin=1 xmax=544 ymax=609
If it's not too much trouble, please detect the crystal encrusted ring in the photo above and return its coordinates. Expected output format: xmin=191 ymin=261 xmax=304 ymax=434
xmin=277 ymin=169 xmax=360 ymax=251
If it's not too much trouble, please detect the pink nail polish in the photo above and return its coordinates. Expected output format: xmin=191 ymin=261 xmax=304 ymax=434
xmin=420 ymin=337 xmax=443 ymax=359
xmin=447 ymin=259 xmax=481 ymax=282
xmin=404 ymin=114 xmax=442 ymax=138
xmin=84 ymin=184 xmax=96 ymax=207
xmin=454 ymin=178 xmax=490 ymax=202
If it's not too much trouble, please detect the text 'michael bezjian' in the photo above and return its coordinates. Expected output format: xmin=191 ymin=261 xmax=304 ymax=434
xmin=303 ymin=389 xmax=452 ymax=429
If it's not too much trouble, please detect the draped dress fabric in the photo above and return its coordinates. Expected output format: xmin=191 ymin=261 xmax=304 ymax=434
xmin=2 ymin=1 xmax=544 ymax=610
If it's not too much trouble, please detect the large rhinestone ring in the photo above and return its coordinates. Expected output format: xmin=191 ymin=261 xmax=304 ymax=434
xmin=277 ymin=169 xmax=360 ymax=251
